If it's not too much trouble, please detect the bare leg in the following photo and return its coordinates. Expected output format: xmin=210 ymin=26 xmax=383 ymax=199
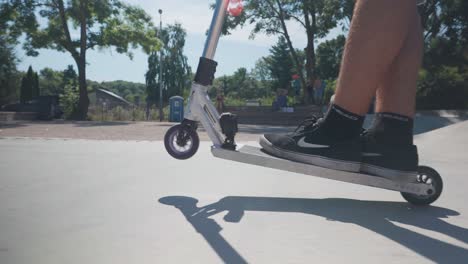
xmin=375 ymin=12 xmax=423 ymax=117
xmin=260 ymin=0 xmax=422 ymax=175
xmin=334 ymin=0 xmax=418 ymax=115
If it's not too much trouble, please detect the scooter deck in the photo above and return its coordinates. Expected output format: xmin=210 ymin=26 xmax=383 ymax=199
xmin=211 ymin=145 xmax=433 ymax=196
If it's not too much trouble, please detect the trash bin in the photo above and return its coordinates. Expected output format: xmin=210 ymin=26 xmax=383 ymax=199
xmin=169 ymin=96 xmax=184 ymax=122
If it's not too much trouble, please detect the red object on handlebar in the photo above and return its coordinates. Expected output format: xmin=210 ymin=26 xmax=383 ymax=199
xmin=227 ymin=0 xmax=243 ymax=17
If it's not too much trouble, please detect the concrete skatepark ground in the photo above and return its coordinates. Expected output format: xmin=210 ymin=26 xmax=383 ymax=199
xmin=0 ymin=118 xmax=467 ymax=263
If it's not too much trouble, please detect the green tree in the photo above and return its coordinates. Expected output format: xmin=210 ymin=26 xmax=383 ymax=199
xmin=220 ymin=0 xmax=347 ymax=103
xmin=251 ymin=57 xmax=272 ymax=82
xmin=19 ymin=78 xmax=28 ymax=104
xmin=146 ymin=23 xmax=191 ymax=107
xmin=62 ymin=65 xmax=78 ymax=87
xmin=96 ymin=80 xmax=146 ymax=104
xmin=416 ymin=0 xmax=468 ymax=109
xmin=315 ymin=35 xmax=346 ymax=80
xmin=32 ymin=72 xmax=39 ymax=98
xmin=20 ymin=66 xmax=35 ymax=103
xmin=0 ymin=1 xmax=29 ymax=105
xmin=213 ymin=68 xmax=267 ymax=100
xmin=60 ymin=84 xmax=79 ymax=119
xmin=6 ymin=0 xmax=161 ymax=119
xmin=39 ymin=68 xmax=64 ymax=96
xmin=0 ymin=35 xmax=20 ymax=104
xmin=264 ymin=37 xmax=295 ymax=92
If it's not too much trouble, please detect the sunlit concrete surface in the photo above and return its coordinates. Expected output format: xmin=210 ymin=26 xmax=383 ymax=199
xmin=0 ymin=121 xmax=467 ymax=263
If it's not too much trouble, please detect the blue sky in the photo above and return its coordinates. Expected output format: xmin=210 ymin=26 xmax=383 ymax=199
xmin=16 ymin=0 xmax=340 ymax=83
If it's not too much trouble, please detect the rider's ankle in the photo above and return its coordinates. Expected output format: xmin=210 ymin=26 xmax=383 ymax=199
xmin=322 ymin=104 xmax=365 ymax=141
xmin=367 ymin=112 xmax=414 ymax=146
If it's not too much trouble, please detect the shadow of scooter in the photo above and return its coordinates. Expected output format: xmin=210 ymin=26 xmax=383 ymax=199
xmin=160 ymin=196 xmax=468 ymax=264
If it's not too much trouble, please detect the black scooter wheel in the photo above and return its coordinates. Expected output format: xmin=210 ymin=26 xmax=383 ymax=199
xmin=164 ymin=124 xmax=199 ymax=160
xmin=401 ymin=166 xmax=443 ymax=206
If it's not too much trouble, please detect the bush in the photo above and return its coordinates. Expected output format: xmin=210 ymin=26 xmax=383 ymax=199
xmin=111 ymin=106 xmax=131 ymax=121
xmin=224 ymin=96 xmax=246 ymax=106
xmin=417 ymin=67 xmax=468 ymax=110
xmin=323 ymin=79 xmax=337 ymax=105
xmin=260 ymin=95 xmax=275 ymax=107
xmin=132 ymin=107 xmax=146 ymax=121
xmin=59 ymin=84 xmax=79 ymax=119
xmin=88 ymin=106 xmax=152 ymax=121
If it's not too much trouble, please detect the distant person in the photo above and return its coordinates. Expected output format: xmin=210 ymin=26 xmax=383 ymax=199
xmin=306 ymin=81 xmax=314 ymax=104
xmin=216 ymin=88 xmax=225 ymax=113
xmin=272 ymin=89 xmax=288 ymax=111
xmin=261 ymin=0 xmax=423 ymax=181
xmin=314 ymin=79 xmax=326 ymax=105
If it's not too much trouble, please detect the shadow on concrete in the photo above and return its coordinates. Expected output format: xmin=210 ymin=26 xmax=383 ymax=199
xmin=232 ymin=115 xmax=468 ymax=136
xmin=237 ymin=125 xmax=294 ymax=135
xmin=153 ymin=123 xmax=176 ymax=127
xmin=0 ymin=122 xmax=29 ymax=129
xmin=72 ymin=121 xmax=132 ymax=127
xmin=160 ymin=196 xmax=468 ymax=264
xmin=0 ymin=120 xmax=134 ymax=128
xmin=412 ymin=116 xmax=468 ymax=135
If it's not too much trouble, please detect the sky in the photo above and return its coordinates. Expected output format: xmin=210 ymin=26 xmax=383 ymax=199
xmin=16 ymin=0 xmax=341 ymax=84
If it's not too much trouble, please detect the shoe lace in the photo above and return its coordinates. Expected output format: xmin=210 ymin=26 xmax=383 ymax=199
xmin=294 ymin=115 xmax=324 ymax=133
xmin=360 ymin=129 xmax=369 ymax=137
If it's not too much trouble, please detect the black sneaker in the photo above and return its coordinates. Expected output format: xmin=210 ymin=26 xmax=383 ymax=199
xmin=360 ymin=130 xmax=418 ymax=182
xmin=260 ymin=117 xmax=361 ymax=172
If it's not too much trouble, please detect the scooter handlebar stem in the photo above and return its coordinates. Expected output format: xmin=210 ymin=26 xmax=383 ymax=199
xmin=202 ymin=0 xmax=230 ymax=60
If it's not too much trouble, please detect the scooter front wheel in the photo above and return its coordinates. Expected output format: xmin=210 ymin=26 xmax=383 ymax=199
xmin=164 ymin=124 xmax=200 ymax=160
xmin=401 ymin=166 xmax=443 ymax=206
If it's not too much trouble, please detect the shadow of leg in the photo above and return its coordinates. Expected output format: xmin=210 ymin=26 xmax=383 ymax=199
xmin=159 ymin=196 xmax=248 ymax=263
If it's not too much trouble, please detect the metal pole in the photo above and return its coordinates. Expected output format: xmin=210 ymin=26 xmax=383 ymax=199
xmin=202 ymin=0 xmax=229 ymax=60
xmin=159 ymin=9 xmax=164 ymax=122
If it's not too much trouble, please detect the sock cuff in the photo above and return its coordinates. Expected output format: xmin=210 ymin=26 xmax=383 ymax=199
xmin=370 ymin=112 xmax=414 ymax=145
xmin=375 ymin=112 xmax=413 ymax=122
xmin=330 ymin=104 xmax=364 ymax=121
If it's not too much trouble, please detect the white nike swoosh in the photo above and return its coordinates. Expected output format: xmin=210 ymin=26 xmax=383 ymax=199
xmin=297 ymin=137 xmax=330 ymax=148
xmin=362 ymin=152 xmax=383 ymax=157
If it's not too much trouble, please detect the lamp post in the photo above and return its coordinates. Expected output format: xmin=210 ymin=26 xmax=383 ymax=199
xmin=158 ymin=9 xmax=164 ymax=122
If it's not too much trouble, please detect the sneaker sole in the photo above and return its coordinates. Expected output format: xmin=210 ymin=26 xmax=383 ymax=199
xmin=259 ymin=135 xmax=361 ymax=173
xmin=360 ymin=164 xmax=417 ymax=183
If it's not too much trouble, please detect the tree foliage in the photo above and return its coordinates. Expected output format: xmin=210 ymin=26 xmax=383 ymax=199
xmin=0 ymin=35 xmax=20 ymax=104
xmin=264 ymin=37 xmax=295 ymax=92
xmin=93 ymin=80 xmax=147 ymax=104
xmin=0 ymin=2 xmax=27 ymax=105
xmin=20 ymin=66 xmax=39 ymax=103
xmin=39 ymin=67 xmax=64 ymax=96
xmin=416 ymin=0 xmax=468 ymax=109
xmin=2 ymin=0 xmax=161 ymax=119
xmin=59 ymin=84 xmax=79 ymax=119
xmin=62 ymin=65 xmax=78 ymax=86
xmin=213 ymin=67 xmax=269 ymax=100
xmin=146 ymin=23 xmax=191 ymax=106
xmin=220 ymin=0 xmax=348 ymax=103
xmin=315 ymin=35 xmax=346 ymax=80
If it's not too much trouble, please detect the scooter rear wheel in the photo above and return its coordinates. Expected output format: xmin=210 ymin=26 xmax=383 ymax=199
xmin=164 ymin=124 xmax=199 ymax=160
xmin=401 ymin=166 xmax=443 ymax=206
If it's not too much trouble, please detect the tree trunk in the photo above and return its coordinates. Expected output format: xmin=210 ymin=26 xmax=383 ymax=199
xmin=75 ymin=58 xmax=89 ymax=120
xmin=74 ymin=0 xmax=89 ymax=120
xmin=303 ymin=3 xmax=316 ymax=104
xmin=282 ymin=32 xmax=307 ymax=102
xmin=275 ymin=1 xmax=307 ymax=103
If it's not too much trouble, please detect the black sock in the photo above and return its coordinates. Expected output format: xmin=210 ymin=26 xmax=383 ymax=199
xmin=368 ymin=112 xmax=414 ymax=145
xmin=322 ymin=104 xmax=364 ymax=141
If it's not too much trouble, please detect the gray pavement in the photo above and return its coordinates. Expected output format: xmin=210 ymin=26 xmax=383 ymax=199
xmin=1 ymin=114 xmax=467 ymax=141
xmin=1 ymin=121 xmax=468 ymax=263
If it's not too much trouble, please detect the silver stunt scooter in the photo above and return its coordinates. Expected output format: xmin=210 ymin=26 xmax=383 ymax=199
xmin=164 ymin=0 xmax=443 ymax=205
